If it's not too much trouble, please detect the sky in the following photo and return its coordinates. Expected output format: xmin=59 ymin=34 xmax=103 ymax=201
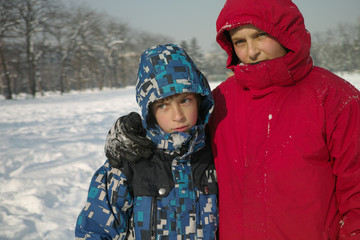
xmin=63 ymin=0 xmax=360 ymax=52
xmin=0 ymin=74 xmax=359 ymax=239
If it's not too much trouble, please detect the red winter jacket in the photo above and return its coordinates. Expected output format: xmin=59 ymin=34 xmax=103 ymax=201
xmin=209 ymin=0 xmax=360 ymax=239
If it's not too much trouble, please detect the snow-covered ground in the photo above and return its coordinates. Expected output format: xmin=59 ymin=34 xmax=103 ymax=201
xmin=0 ymin=73 xmax=359 ymax=240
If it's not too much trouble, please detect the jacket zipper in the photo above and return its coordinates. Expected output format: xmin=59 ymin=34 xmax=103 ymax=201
xmin=150 ymin=196 xmax=157 ymax=240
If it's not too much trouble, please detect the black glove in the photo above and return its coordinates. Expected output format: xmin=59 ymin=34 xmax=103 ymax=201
xmin=105 ymin=112 xmax=156 ymax=168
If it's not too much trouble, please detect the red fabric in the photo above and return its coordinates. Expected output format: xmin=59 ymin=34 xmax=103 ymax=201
xmin=209 ymin=0 xmax=360 ymax=239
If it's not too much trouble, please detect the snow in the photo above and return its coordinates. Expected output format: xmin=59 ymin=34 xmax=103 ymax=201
xmin=0 ymin=87 xmax=138 ymax=239
xmin=0 ymin=73 xmax=359 ymax=240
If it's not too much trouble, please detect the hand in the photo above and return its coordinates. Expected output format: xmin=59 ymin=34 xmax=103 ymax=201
xmin=105 ymin=112 xmax=156 ymax=168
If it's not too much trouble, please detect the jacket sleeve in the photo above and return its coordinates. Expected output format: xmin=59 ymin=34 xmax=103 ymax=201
xmin=75 ymin=160 xmax=133 ymax=240
xmin=327 ymin=87 xmax=360 ymax=239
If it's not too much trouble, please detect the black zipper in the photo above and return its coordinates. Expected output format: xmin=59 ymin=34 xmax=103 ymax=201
xmin=150 ymin=196 xmax=157 ymax=240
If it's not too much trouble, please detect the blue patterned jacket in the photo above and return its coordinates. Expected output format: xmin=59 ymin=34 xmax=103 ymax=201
xmin=75 ymin=140 xmax=218 ymax=239
xmin=75 ymin=44 xmax=218 ymax=239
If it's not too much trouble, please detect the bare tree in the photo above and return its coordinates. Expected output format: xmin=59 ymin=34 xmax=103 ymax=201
xmin=44 ymin=6 xmax=95 ymax=93
xmin=0 ymin=0 xmax=188 ymax=98
xmin=14 ymin=0 xmax=57 ymax=97
xmin=188 ymin=38 xmax=205 ymax=70
xmin=203 ymin=42 xmax=229 ymax=81
xmin=0 ymin=0 xmax=21 ymax=99
xmin=90 ymin=19 xmax=130 ymax=89
xmin=311 ymin=20 xmax=360 ymax=73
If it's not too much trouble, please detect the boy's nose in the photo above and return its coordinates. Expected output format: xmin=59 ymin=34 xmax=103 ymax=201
xmin=173 ymin=106 xmax=185 ymax=122
xmin=248 ymin=41 xmax=260 ymax=61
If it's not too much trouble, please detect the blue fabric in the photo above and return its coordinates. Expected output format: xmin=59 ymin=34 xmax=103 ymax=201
xmin=75 ymin=44 xmax=218 ymax=240
xmin=135 ymin=44 xmax=214 ymax=152
xmin=75 ymin=161 xmax=133 ymax=239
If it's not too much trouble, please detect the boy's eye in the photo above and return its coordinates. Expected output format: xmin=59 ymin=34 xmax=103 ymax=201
xmin=152 ymin=101 xmax=167 ymax=110
xmin=181 ymin=98 xmax=191 ymax=104
xmin=157 ymin=103 xmax=167 ymax=109
xmin=258 ymin=32 xmax=269 ymax=38
xmin=233 ymin=39 xmax=246 ymax=46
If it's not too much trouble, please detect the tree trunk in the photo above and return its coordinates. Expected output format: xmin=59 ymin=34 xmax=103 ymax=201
xmin=0 ymin=40 xmax=12 ymax=99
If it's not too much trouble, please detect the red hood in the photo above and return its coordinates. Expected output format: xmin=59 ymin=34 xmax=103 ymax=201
xmin=216 ymin=0 xmax=313 ymax=90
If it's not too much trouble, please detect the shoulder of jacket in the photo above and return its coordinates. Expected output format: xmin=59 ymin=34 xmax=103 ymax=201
xmin=103 ymin=159 xmax=134 ymax=186
xmin=309 ymin=67 xmax=360 ymax=99
xmin=212 ymin=76 xmax=237 ymax=96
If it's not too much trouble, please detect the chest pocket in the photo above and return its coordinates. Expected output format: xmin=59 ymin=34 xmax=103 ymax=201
xmin=131 ymin=153 xmax=174 ymax=197
xmin=131 ymin=143 xmax=218 ymax=197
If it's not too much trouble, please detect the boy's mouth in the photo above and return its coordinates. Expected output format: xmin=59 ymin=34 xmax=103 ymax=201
xmin=174 ymin=126 xmax=188 ymax=132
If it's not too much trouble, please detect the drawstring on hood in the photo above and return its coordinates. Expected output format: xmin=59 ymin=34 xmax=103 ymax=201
xmin=135 ymin=44 xmax=214 ymax=153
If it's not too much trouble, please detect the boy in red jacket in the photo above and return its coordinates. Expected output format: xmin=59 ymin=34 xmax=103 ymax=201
xmin=105 ymin=0 xmax=360 ymax=239
xmin=210 ymin=0 xmax=360 ymax=239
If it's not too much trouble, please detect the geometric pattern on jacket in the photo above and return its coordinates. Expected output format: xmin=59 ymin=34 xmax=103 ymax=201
xmin=135 ymin=44 xmax=214 ymax=151
xmin=75 ymin=44 xmax=218 ymax=239
xmin=75 ymin=144 xmax=218 ymax=239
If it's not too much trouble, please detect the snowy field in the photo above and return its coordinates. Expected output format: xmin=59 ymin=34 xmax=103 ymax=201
xmin=0 ymin=73 xmax=359 ymax=240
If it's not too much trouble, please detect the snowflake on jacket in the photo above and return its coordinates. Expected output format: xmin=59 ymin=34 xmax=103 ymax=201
xmin=75 ymin=44 xmax=218 ymax=240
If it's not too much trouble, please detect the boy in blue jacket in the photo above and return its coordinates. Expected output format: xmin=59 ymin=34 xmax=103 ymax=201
xmin=75 ymin=44 xmax=218 ymax=240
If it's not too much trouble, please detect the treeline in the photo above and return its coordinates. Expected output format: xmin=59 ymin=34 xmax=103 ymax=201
xmin=0 ymin=0 xmax=170 ymax=99
xmin=0 ymin=0 xmax=358 ymax=100
xmin=311 ymin=22 xmax=360 ymax=73
xmin=0 ymin=0 xmax=228 ymax=99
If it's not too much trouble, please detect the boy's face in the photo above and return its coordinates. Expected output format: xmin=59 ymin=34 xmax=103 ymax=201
xmin=229 ymin=24 xmax=287 ymax=64
xmin=151 ymin=93 xmax=198 ymax=134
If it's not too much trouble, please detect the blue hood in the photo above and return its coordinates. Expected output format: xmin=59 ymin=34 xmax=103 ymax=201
xmin=135 ymin=44 xmax=214 ymax=152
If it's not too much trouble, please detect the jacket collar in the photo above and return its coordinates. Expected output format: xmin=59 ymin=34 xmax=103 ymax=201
xmin=233 ymin=56 xmax=293 ymax=90
xmin=147 ymin=125 xmax=206 ymax=157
